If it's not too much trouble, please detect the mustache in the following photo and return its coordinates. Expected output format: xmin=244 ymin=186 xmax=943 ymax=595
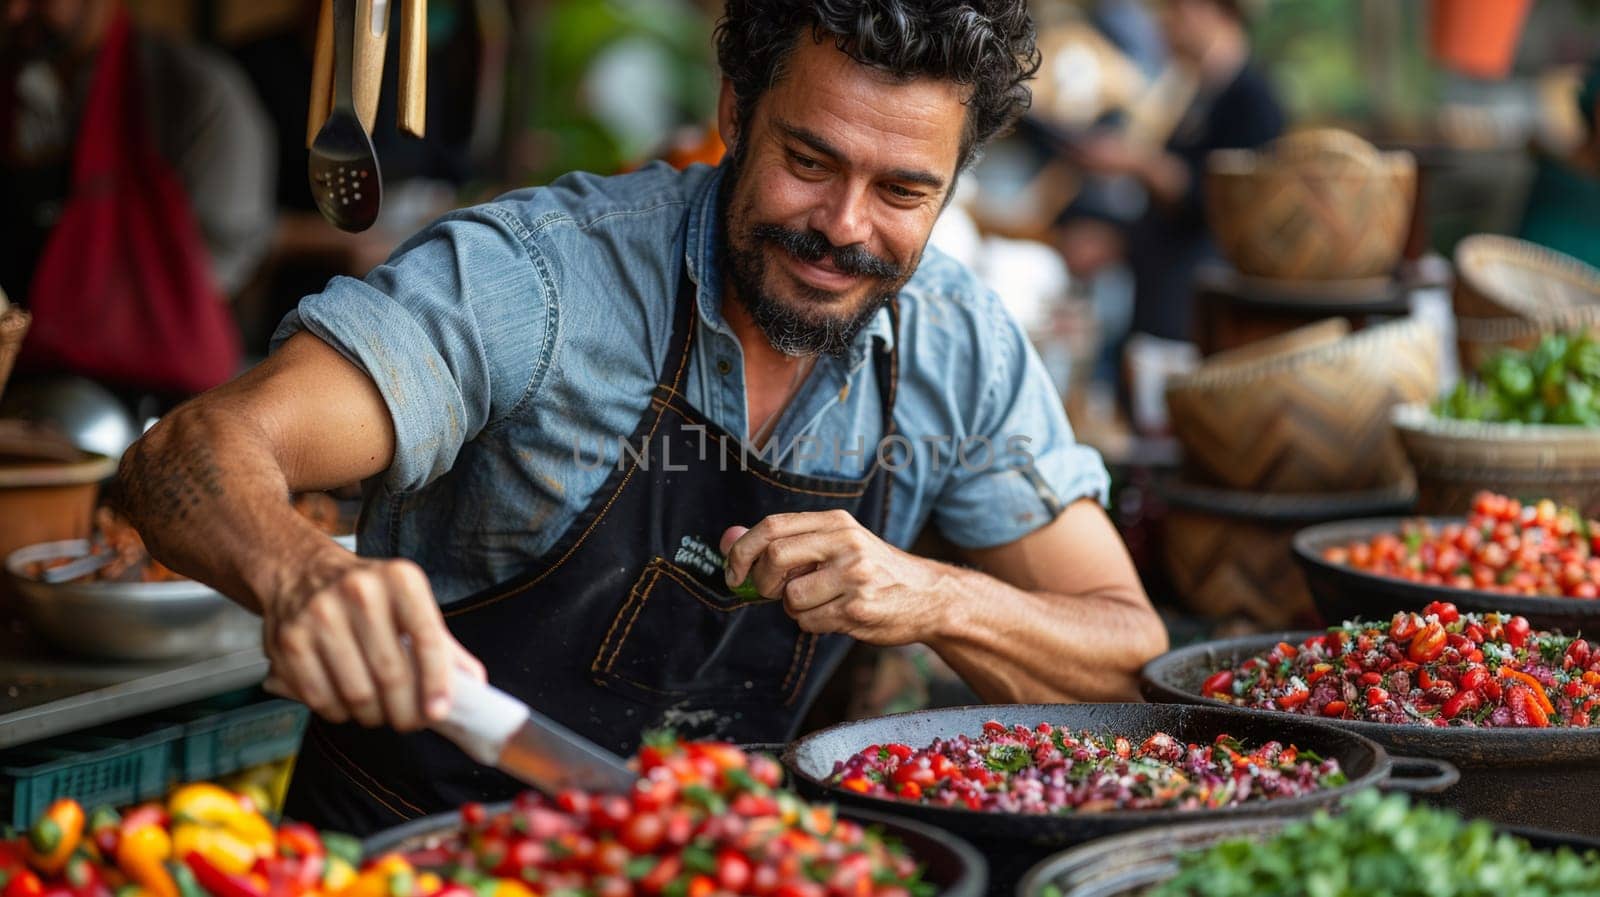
xmin=752 ymin=223 xmax=901 ymax=280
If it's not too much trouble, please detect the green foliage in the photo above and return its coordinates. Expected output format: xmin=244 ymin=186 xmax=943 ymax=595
xmin=1147 ymin=790 xmax=1600 ymax=897
xmin=1438 ymin=331 xmax=1600 ymax=426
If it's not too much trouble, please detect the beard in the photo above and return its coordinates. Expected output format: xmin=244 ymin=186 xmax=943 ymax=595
xmin=717 ymin=155 xmax=916 ymax=358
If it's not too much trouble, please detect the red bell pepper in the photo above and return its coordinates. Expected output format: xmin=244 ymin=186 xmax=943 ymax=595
xmin=65 ymin=853 xmax=112 ymax=897
xmin=186 ymin=852 xmax=266 ymax=897
xmin=3 ymin=870 xmax=45 ymax=897
xmin=274 ymin=827 xmax=322 ymax=863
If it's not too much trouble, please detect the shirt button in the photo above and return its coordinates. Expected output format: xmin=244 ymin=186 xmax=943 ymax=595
xmin=716 ymin=359 xmax=732 ymax=375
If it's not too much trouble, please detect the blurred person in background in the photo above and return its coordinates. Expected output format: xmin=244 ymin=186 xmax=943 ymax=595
xmin=0 ymin=0 xmax=276 ymax=410
xmin=1517 ymin=56 xmax=1600 ymax=269
xmin=1053 ymin=0 xmax=1282 ymax=348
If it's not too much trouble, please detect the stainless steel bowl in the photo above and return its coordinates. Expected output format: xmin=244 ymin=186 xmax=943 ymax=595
xmin=4 ymin=540 xmax=260 ymax=661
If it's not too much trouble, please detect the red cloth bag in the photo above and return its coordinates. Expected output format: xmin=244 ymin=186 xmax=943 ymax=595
xmin=20 ymin=11 xmax=241 ymax=394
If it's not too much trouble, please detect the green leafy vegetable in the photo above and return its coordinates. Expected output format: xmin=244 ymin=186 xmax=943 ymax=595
xmin=1147 ymin=790 xmax=1600 ymax=897
xmin=1438 ymin=331 xmax=1600 ymax=427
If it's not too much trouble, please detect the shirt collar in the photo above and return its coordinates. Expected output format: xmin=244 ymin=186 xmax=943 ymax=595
xmin=683 ymin=161 xmax=897 ymax=365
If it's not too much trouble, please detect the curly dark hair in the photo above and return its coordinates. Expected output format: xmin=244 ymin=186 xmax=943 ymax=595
xmin=714 ymin=0 xmax=1040 ymax=171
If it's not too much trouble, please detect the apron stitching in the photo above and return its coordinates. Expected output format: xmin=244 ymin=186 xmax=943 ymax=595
xmin=784 ymin=635 xmax=820 ymax=706
xmin=608 ymin=565 xmax=663 ymax=669
xmin=592 ymin=561 xmax=657 ymax=674
xmin=309 ymin=726 xmax=424 ymax=819
xmin=780 ymin=633 xmax=809 ymax=692
xmin=652 ymin=563 xmax=755 ymax=612
xmin=444 ymin=279 xmax=698 ymax=619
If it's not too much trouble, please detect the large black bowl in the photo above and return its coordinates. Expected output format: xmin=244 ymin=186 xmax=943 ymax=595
xmin=781 ymin=703 xmax=1454 ymax=897
xmin=1017 ymin=813 xmax=1600 ymax=897
xmin=361 ymin=801 xmax=987 ymax=897
xmin=1141 ymin=633 xmax=1600 ymax=836
xmin=1293 ymin=516 xmax=1600 ymax=635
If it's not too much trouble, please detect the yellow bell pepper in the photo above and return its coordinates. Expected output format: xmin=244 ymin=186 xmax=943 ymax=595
xmin=168 ymin=784 xmax=240 ymax=823
xmin=167 ymin=784 xmax=275 ymax=857
xmin=335 ymin=856 xmax=412 ymax=897
xmin=171 ymin=824 xmax=258 ymax=876
xmin=488 ymin=881 xmax=537 ymax=897
xmin=116 ymin=823 xmax=177 ymax=897
xmin=415 ymin=874 xmax=442 ymax=897
xmin=322 ymin=857 xmax=357 ymax=894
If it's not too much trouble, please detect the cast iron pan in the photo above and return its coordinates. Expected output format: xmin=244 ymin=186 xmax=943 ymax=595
xmin=780 ymin=704 xmax=1455 ymax=897
xmin=1142 ymin=633 xmax=1600 ymax=837
xmin=1294 ymin=517 xmax=1600 ymax=635
xmin=361 ymin=801 xmax=987 ymax=897
xmin=1016 ymin=813 xmax=1600 ymax=897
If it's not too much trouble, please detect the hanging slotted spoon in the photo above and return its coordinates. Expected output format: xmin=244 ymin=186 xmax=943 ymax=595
xmin=308 ymin=0 xmax=382 ymax=232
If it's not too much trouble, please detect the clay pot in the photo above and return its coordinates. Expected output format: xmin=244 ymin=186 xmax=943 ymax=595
xmin=0 ymin=421 xmax=117 ymax=573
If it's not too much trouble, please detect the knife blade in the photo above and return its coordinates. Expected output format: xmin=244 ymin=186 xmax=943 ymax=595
xmin=435 ymin=669 xmax=638 ymax=795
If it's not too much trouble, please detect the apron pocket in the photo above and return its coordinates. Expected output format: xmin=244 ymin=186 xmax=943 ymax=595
xmin=590 ymin=557 xmax=820 ymax=707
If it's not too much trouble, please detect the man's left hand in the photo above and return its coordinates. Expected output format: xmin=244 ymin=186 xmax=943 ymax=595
xmin=720 ymin=510 xmax=945 ymax=646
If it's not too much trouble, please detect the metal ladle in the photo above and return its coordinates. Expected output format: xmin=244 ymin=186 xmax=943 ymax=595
xmin=307 ymin=0 xmax=382 ymax=232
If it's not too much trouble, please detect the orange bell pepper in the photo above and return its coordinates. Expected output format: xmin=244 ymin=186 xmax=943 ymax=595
xmin=24 ymin=800 xmax=84 ymax=876
xmin=116 ymin=823 xmax=176 ymax=897
xmin=1499 ymin=667 xmax=1555 ymax=715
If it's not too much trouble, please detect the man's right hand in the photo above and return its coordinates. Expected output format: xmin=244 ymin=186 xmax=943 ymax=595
xmin=262 ymin=551 xmax=485 ymax=731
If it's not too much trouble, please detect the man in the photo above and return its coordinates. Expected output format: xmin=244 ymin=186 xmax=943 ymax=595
xmin=118 ymin=0 xmax=1168 ymax=834
xmin=1 ymin=0 xmax=275 ymax=399
xmin=1055 ymin=0 xmax=1283 ymax=343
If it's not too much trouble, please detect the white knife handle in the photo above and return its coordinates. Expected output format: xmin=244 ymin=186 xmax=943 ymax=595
xmin=435 ymin=668 xmax=530 ymax=766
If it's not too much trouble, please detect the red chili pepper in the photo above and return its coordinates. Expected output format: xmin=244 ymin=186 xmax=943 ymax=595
xmin=186 ymin=852 xmax=267 ymax=897
xmin=1200 ymin=670 xmax=1233 ymax=698
xmin=1442 ymin=689 xmax=1481 ymax=720
xmin=1276 ymin=689 xmax=1310 ymax=710
xmin=1321 ymin=700 xmax=1348 ymax=718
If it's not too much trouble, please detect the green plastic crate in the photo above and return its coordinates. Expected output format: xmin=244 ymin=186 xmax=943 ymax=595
xmin=175 ymin=699 xmax=309 ymax=782
xmin=0 ymin=724 xmax=182 ymax=829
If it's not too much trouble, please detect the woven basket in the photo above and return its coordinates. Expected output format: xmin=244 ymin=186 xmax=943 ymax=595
xmin=1206 ymin=129 xmax=1416 ymax=281
xmin=1166 ymin=317 xmax=1440 ymax=493
xmin=1453 ymin=234 xmax=1600 ymax=319
xmin=1161 ymin=480 xmax=1414 ymax=629
xmin=1392 ymin=403 xmax=1600 ymax=517
xmin=1450 ymin=235 xmax=1600 ymax=372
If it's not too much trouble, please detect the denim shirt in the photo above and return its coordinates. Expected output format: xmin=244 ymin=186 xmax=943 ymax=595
xmin=272 ymin=162 xmax=1110 ymax=604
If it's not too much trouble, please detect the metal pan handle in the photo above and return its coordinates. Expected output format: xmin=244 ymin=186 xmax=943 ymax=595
xmin=1378 ymin=754 xmax=1460 ymax=793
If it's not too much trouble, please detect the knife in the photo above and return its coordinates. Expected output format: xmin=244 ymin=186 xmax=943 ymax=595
xmin=434 ymin=668 xmax=638 ymax=795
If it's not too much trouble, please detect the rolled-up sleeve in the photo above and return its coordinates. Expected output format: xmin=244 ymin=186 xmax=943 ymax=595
xmin=931 ymin=291 xmax=1110 ymax=550
xmin=269 ymin=204 xmax=556 ymax=493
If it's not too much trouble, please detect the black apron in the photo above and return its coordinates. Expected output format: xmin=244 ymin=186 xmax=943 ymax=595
xmin=283 ymin=263 xmax=899 ymax=836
